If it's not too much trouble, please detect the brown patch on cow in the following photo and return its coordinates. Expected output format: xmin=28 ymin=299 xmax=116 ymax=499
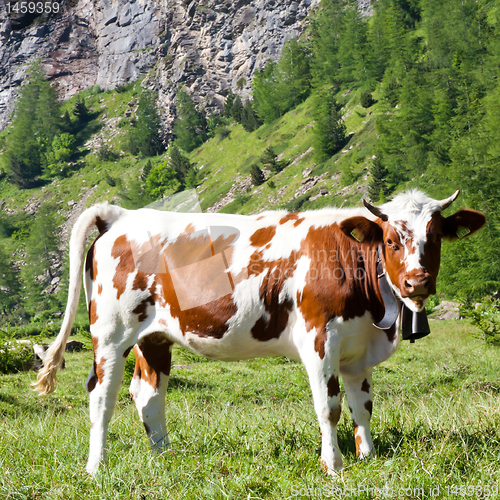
xmin=96 ymin=356 xmax=106 ymax=384
xmin=361 ymin=379 xmax=370 ymax=393
xmin=279 ymin=213 xmax=304 ymax=227
xmin=296 ymin=225 xmax=385 ymax=359
xmin=87 ymin=336 xmax=100 ymax=393
xmin=327 ymin=375 xmax=340 ymax=398
xmin=385 ymin=323 xmax=397 ymax=342
xmin=256 ymin=216 xmax=264 ymax=221
xmin=132 ymin=272 xmax=149 ymax=292
xmin=87 ymin=367 xmax=97 ymax=393
xmin=314 ymin=330 xmax=327 ymax=359
xmin=133 ymin=296 xmax=155 ymax=322
xmin=89 ymin=299 xmax=98 ymax=325
xmin=250 ymin=226 xmax=276 ymax=247
xmin=111 ymin=235 xmax=137 ymax=300
xmin=251 ymin=298 xmax=293 ymax=341
xmin=123 ymin=346 xmax=133 ymax=358
xmin=328 ymin=405 xmax=342 ymax=425
xmin=85 ymin=240 xmax=99 ymax=282
xmin=98 ymin=284 xmax=103 ymax=295
xmin=95 ymin=216 xmax=108 ymax=235
xmin=134 ymin=334 xmax=172 ymax=389
xmin=85 ymin=222 xmax=109 ymax=282
xmin=108 ymin=227 xmax=243 ymax=340
xmin=185 ymin=223 xmax=195 ymax=234
xmin=381 ymin=224 xmax=406 ymax=292
xmin=248 ymin=248 xmax=299 ymax=341
xmin=354 ymin=428 xmax=362 ymax=458
xmin=90 ymin=422 xmax=94 ymax=429
xmin=364 ymin=400 xmax=373 ymax=417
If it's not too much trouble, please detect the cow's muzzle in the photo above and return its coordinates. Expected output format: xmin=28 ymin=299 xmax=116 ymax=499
xmin=402 ymin=273 xmax=435 ymax=299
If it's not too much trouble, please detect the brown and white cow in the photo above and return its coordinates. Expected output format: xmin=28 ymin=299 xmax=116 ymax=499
xmin=35 ymin=190 xmax=485 ymax=474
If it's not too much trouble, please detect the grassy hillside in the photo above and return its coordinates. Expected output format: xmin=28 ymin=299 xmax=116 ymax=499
xmin=0 ymin=320 xmax=499 ymax=498
xmin=0 ymin=84 xmax=381 ymax=220
xmin=193 ymin=87 xmax=380 ymax=214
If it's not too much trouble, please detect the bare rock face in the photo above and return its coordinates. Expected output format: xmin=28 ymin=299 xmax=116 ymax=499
xmin=0 ymin=0 xmax=320 ymax=132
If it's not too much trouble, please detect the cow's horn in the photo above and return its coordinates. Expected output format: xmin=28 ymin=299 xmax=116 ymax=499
xmin=439 ymin=189 xmax=460 ymax=210
xmin=363 ymin=199 xmax=388 ymax=222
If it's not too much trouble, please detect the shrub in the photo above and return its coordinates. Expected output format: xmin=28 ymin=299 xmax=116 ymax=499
xmin=250 ymin=164 xmax=265 ymax=186
xmin=216 ymin=126 xmax=231 ymax=143
xmin=0 ymin=337 xmax=34 ymax=374
xmin=360 ymin=90 xmax=375 ymax=108
xmin=460 ymin=299 xmax=500 ymax=346
xmin=146 ymin=161 xmax=181 ymax=199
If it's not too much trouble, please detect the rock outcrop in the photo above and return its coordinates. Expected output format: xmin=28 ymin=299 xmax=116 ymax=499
xmin=0 ymin=0 xmax=321 ymax=132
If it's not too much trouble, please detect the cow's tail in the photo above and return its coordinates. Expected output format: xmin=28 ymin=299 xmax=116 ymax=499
xmin=34 ymin=203 xmax=124 ymax=395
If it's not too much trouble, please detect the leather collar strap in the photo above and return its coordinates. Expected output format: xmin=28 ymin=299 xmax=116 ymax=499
xmin=373 ymin=246 xmax=399 ymax=330
xmin=373 ymin=246 xmax=431 ymax=343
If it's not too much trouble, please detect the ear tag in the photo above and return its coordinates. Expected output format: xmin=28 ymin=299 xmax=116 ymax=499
xmin=351 ymin=228 xmax=364 ymax=243
xmin=457 ymin=226 xmax=471 ymax=239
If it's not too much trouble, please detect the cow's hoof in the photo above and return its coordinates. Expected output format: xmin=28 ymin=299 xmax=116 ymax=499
xmin=320 ymin=458 xmax=343 ymax=476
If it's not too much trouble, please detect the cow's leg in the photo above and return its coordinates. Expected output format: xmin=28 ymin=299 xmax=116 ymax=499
xmin=298 ymin=334 xmax=343 ymax=474
xmin=129 ymin=334 xmax=172 ymax=450
xmin=343 ymin=369 xmax=375 ymax=460
xmin=85 ymin=339 xmax=128 ymax=474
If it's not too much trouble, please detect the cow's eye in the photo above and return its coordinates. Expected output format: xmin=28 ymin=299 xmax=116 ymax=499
xmin=387 ymin=239 xmax=399 ymax=250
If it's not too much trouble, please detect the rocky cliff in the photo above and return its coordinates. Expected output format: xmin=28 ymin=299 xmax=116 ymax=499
xmin=0 ymin=0 xmax=320 ymax=132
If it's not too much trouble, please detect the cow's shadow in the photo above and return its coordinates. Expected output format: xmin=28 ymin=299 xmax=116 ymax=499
xmin=167 ymin=375 xmax=213 ymax=392
xmin=336 ymin=423 xmax=497 ymax=460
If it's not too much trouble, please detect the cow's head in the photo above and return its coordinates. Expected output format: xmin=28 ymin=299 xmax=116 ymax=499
xmin=340 ymin=190 xmax=486 ymax=313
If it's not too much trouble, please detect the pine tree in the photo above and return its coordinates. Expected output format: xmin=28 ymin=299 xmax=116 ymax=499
xmin=173 ymin=88 xmax=208 ymax=152
xmin=169 ymin=145 xmax=194 ymax=186
xmin=231 ymin=95 xmax=244 ymax=123
xmin=250 ymin=164 xmax=265 ymax=186
xmin=22 ymin=203 xmax=62 ymax=314
xmin=61 ymin=110 xmax=73 ymax=133
xmin=276 ymin=38 xmax=312 ymax=111
xmin=129 ymin=90 xmax=164 ymax=157
xmin=72 ymin=98 xmax=90 ymax=126
xmin=261 ymin=146 xmax=286 ymax=173
xmin=4 ymin=60 xmax=60 ymax=187
xmin=241 ymin=100 xmax=261 ymax=132
xmin=141 ymin=159 xmax=152 ymax=181
xmin=0 ymin=243 xmax=21 ymax=316
xmin=224 ymin=91 xmax=236 ymax=118
xmin=252 ymin=62 xmax=282 ymax=123
xmin=312 ymin=88 xmax=347 ymax=160
xmin=368 ymin=156 xmax=389 ymax=201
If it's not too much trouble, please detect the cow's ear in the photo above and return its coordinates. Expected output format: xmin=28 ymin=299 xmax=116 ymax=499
xmin=442 ymin=209 xmax=486 ymax=241
xmin=339 ymin=217 xmax=383 ymax=244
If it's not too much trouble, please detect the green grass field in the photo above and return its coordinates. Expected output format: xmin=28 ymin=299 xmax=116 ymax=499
xmin=1 ymin=320 xmax=499 ymax=499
